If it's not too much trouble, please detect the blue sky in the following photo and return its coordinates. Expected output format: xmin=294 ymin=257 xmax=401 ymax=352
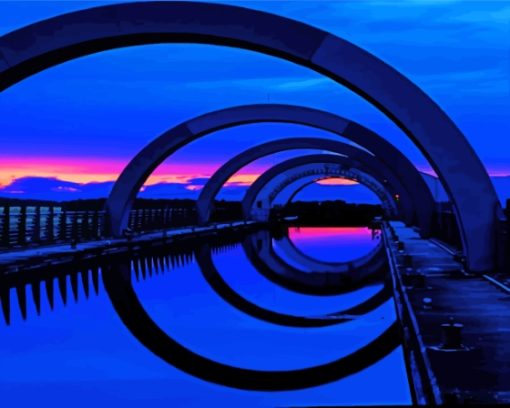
xmin=0 ymin=0 xmax=508 ymax=202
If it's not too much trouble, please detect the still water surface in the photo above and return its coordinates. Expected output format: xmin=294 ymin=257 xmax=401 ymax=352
xmin=0 ymin=227 xmax=411 ymax=406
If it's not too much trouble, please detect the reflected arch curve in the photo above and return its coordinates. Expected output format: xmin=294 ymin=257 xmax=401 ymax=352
xmin=194 ymin=243 xmax=391 ymax=328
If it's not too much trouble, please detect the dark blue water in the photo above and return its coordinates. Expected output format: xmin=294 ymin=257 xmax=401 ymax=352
xmin=0 ymin=227 xmax=411 ymax=406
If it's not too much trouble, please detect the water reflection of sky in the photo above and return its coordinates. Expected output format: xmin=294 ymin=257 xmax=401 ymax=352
xmin=287 ymin=226 xmax=379 ymax=262
xmin=0 ymin=227 xmax=410 ymax=407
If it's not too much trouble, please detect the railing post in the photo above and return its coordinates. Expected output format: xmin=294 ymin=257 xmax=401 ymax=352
xmin=164 ymin=206 xmax=170 ymax=228
xmin=128 ymin=209 xmax=134 ymax=231
xmin=17 ymin=205 xmax=26 ymax=246
xmin=92 ymin=210 xmax=99 ymax=239
xmin=71 ymin=212 xmax=78 ymax=248
xmin=46 ymin=205 xmax=55 ymax=242
xmin=148 ymin=208 xmax=153 ymax=230
xmin=151 ymin=208 xmax=157 ymax=230
xmin=82 ymin=210 xmax=90 ymax=241
xmin=1 ymin=205 xmax=9 ymax=247
xmin=33 ymin=205 xmax=41 ymax=244
xmin=58 ymin=209 xmax=67 ymax=241
xmin=158 ymin=208 xmax=163 ymax=230
xmin=144 ymin=208 xmax=149 ymax=231
xmin=132 ymin=208 xmax=138 ymax=232
xmin=99 ymin=210 xmax=106 ymax=238
xmin=169 ymin=207 xmax=174 ymax=226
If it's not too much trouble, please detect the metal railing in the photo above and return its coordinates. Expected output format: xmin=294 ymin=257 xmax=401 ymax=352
xmin=0 ymin=205 xmax=197 ymax=248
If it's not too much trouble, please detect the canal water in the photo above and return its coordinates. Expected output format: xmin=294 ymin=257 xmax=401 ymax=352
xmin=0 ymin=227 xmax=411 ymax=406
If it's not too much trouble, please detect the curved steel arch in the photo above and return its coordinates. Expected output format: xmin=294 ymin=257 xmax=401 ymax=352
xmin=261 ymin=170 xmax=397 ymax=221
xmin=0 ymin=1 xmax=498 ymax=270
xmin=196 ymin=137 xmax=418 ymax=226
xmin=242 ymin=155 xmax=399 ymax=222
xmin=281 ymin=175 xmax=386 ymax=212
xmin=253 ymin=172 xmax=396 ymax=222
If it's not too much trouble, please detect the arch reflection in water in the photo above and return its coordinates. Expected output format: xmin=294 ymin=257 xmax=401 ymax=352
xmin=0 ymin=230 xmax=399 ymax=405
xmin=194 ymin=243 xmax=391 ymax=328
xmin=99 ymin=228 xmax=400 ymax=391
xmin=273 ymin=226 xmax=382 ymax=271
xmin=242 ymin=229 xmax=387 ymax=296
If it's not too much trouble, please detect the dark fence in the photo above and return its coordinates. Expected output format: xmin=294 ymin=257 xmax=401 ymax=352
xmin=431 ymin=202 xmax=462 ymax=250
xmin=432 ymin=200 xmax=510 ymax=273
xmin=503 ymin=199 xmax=510 ymax=273
xmin=271 ymin=201 xmax=383 ymax=226
xmin=0 ymin=205 xmax=196 ymax=249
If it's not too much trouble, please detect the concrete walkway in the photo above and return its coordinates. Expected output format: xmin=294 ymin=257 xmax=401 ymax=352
xmin=0 ymin=221 xmax=258 ymax=274
xmin=385 ymin=221 xmax=510 ymax=405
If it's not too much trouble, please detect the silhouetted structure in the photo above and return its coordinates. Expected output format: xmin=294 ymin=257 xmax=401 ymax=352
xmin=0 ymin=1 xmax=508 ymax=404
xmin=275 ymin=200 xmax=382 ymax=226
xmin=0 ymin=198 xmax=241 ymax=248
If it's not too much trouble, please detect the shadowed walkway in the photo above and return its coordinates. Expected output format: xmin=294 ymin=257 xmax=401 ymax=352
xmin=384 ymin=222 xmax=510 ymax=404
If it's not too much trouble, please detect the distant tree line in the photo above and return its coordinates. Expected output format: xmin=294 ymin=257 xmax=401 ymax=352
xmin=272 ymin=200 xmax=383 ymax=226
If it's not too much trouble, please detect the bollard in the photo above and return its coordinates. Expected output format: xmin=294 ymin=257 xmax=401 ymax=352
xmin=440 ymin=320 xmax=464 ymax=350
xmin=403 ymin=254 xmax=413 ymax=268
xmin=422 ymin=297 xmax=432 ymax=310
xmin=397 ymin=241 xmax=405 ymax=251
xmin=403 ymin=272 xmax=425 ymax=288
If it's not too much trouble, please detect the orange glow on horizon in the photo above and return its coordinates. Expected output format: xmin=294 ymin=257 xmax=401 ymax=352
xmin=316 ymin=178 xmax=358 ymax=186
xmin=0 ymin=156 xmax=266 ymax=189
xmin=1 ymin=156 xmax=509 ymax=190
xmin=289 ymin=226 xmax=372 ymax=240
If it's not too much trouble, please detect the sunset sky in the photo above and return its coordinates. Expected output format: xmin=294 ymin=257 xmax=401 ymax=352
xmin=0 ymin=0 xmax=508 ymax=202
